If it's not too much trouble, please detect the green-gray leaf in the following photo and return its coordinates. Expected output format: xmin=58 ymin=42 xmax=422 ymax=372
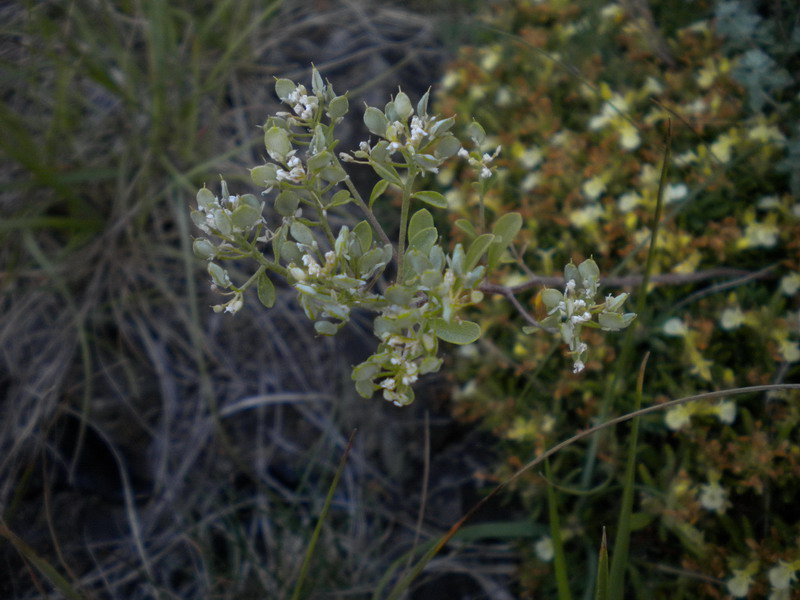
xmin=364 ymin=106 xmax=389 ymax=137
xmin=432 ymin=318 xmax=481 ymax=345
xmin=231 ymin=204 xmax=262 ymax=231
xmin=327 ymin=95 xmax=349 ymax=120
xmin=409 ymin=227 xmax=437 ymax=255
xmin=290 ymin=221 xmax=315 ymax=246
xmin=370 ymin=179 xmax=389 ymax=208
xmin=372 ymin=162 xmax=403 ymax=187
xmin=434 ymin=134 xmax=461 ymax=159
xmin=412 ymin=191 xmax=447 ymax=209
xmin=196 ymin=188 xmax=215 ymax=210
xmin=275 ymin=191 xmax=300 ymax=216
xmin=257 ymin=270 xmax=276 ymax=308
xmin=275 ymin=78 xmax=296 ymax=101
xmin=408 ymin=208 xmax=434 ymax=243
xmin=465 ymin=233 xmax=495 ymax=272
xmin=264 ymin=127 xmax=292 ymax=161
xmin=251 ymin=164 xmax=278 ymax=187
xmin=454 ymin=219 xmax=477 ymax=239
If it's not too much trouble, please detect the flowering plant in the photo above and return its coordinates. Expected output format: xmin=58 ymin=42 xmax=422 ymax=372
xmin=191 ymin=68 xmax=635 ymax=406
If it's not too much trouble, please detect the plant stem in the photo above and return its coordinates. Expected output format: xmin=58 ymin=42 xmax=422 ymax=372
xmin=396 ymin=168 xmax=416 ymax=284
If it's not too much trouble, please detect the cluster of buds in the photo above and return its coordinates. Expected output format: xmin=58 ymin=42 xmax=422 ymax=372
xmin=339 ymin=88 xmax=465 ymax=181
xmin=458 ymin=143 xmax=501 ymax=180
xmin=352 ymin=236 xmax=488 ymax=406
xmin=533 ymin=258 xmax=636 ymax=373
xmin=284 ymin=220 xmax=392 ymax=335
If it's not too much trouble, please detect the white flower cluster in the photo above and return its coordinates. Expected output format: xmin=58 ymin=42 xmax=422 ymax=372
xmin=276 ymin=153 xmax=306 ymax=183
xmin=285 ymin=84 xmax=319 ymax=121
xmin=727 ymin=560 xmax=799 ymax=599
xmin=665 ymin=400 xmax=737 ymax=430
xmin=458 ymin=145 xmax=501 ymax=179
xmin=191 ymin=184 xmax=265 ymax=238
xmin=536 ymin=258 xmax=635 ymax=373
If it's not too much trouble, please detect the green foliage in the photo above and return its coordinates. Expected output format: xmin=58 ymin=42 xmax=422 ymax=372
xmin=192 ymin=67 xmax=635 ymax=407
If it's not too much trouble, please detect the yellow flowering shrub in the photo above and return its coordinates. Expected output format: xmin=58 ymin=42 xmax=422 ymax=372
xmin=436 ymin=0 xmax=799 ymax=597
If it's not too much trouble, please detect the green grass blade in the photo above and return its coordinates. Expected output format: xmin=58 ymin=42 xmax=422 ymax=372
xmin=581 ymin=121 xmax=671 ymax=488
xmin=595 ymin=527 xmax=609 ymax=600
xmin=290 ymin=429 xmax=357 ymax=600
xmin=0 ymin=522 xmax=88 ymax=600
xmin=608 ymin=354 xmax=649 ymax=598
xmin=546 ymin=459 xmax=573 ymax=600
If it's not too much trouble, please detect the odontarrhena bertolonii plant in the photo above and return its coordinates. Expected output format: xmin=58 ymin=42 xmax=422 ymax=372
xmin=190 ymin=67 xmax=636 ymax=406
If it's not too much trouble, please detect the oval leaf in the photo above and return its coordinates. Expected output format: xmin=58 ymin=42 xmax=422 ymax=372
xmin=454 ymin=219 xmax=477 ymax=239
xmin=275 ymin=191 xmax=301 ymax=216
xmin=412 ymin=191 xmax=447 ymax=209
xmin=290 ymin=221 xmax=315 ymax=246
xmin=264 ymin=126 xmax=292 ymax=161
xmin=433 ymin=318 xmax=481 ymax=345
xmin=408 ymin=208 xmax=434 ymax=243
xmin=364 ymin=106 xmax=389 ymax=137
xmin=408 ymin=227 xmax=438 ymax=255
xmin=257 ymin=271 xmax=276 ymax=308
xmin=465 ymin=233 xmax=495 ymax=272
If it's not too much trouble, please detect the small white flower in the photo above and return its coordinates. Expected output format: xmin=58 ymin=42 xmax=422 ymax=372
xmin=582 ymin=176 xmax=606 ymax=200
xmin=727 ymin=569 xmax=755 ymax=598
xmin=699 ymin=481 xmax=729 ymax=514
xmin=572 ymin=360 xmax=585 ymax=373
xmin=769 ymin=588 xmax=791 ymax=600
xmin=665 ymin=183 xmax=688 ymax=204
xmin=720 ymin=307 xmax=745 ymax=330
xmin=716 ymin=401 xmax=737 ymax=424
xmin=741 ymin=222 xmax=779 ymax=248
xmin=665 ymin=404 xmax=692 ymax=430
xmin=779 ymin=339 xmax=800 ymax=363
xmin=780 ymin=273 xmax=800 ymax=296
xmin=534 ymin=536 xmax=554 ymax=562
xmin=663 ymin=318 xmax=688 ymax=337
xmin=768 ymin=561 xmax=798 ymax=590
xmin=224 ymin=295 xmax=244 ymax=314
